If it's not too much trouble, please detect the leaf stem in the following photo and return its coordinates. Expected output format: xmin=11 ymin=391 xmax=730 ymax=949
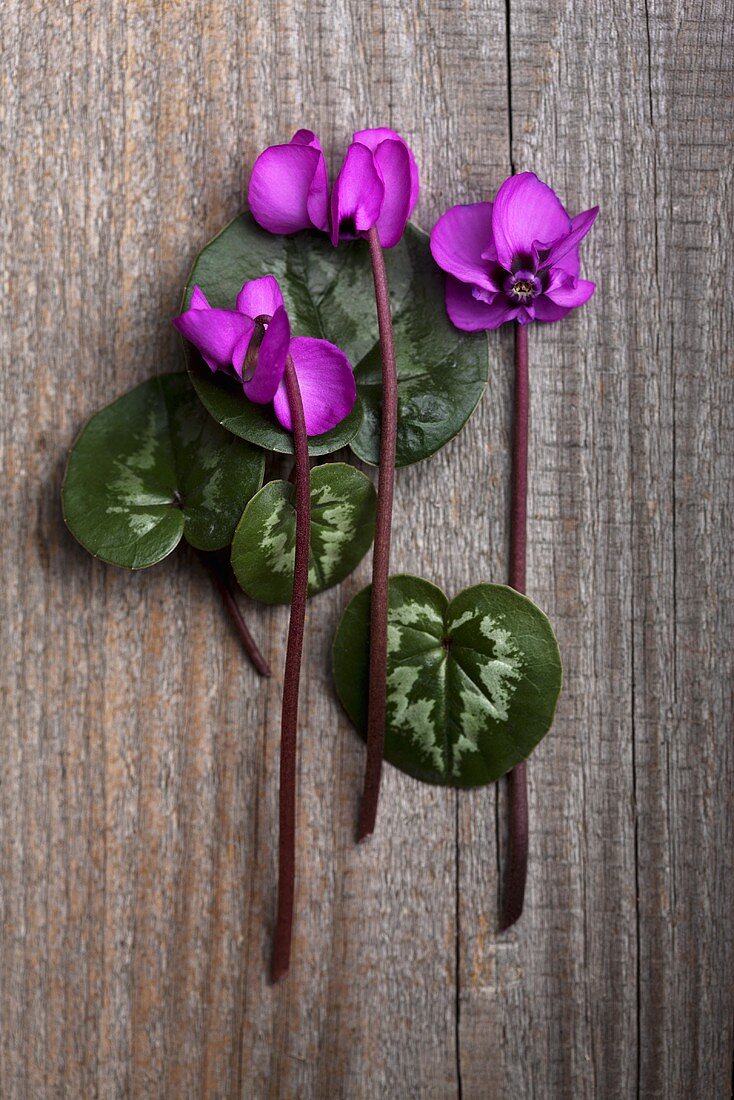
xmin=271 ymin=354 xmax=310 ymax=982
xmin=502 ymin=320 xmax=529 ymax=930
xmin=358 ymin=227 xmax=399 ymax=842
xmin=197 ymin=549 xmax=271 ymax=677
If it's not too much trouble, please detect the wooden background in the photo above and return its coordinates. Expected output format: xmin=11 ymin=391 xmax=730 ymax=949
xmin=1 ymin=0 xmax=732 ymax=1096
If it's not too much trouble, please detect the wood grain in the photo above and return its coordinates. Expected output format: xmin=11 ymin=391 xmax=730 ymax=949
xmin=0 ymin=1 xmax=731 ymax=1097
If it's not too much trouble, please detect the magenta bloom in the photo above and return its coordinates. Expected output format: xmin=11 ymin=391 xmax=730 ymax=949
xmin=430 ymin=172 xmax=598 ymax=329
xmin=173 ymin=275 xmax=356 ymax=436
xmin=248 ymin=128 xmax=419 ymax=249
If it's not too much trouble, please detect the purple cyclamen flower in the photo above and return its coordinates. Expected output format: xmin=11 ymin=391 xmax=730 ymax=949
xmin=248 ymin=128 xmax=419 ymax=249
xmin=430 ymin=172 xmax=598 ymax=329
xmin=172 ymin=274 xmax=356 ymax=436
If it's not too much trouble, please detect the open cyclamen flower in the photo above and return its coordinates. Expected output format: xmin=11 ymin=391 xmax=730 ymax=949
xmin=430 ymin=171 xmax=598 ymax=329
xmin=433 ymin=171 xmax=598 ymax=931
xmin=248 ymin=128 xmax=419 ymax=248
xmin=172 ymin=274 xmax=356 ymax=435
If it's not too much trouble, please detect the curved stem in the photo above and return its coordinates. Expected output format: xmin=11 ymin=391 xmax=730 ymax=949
xmin=271 ymin=354 xmax=310 ymax=982
xmin=502 ymin=320 xmax=529 ymax=930
xmin=358 ymin=227 xmax=399 ymax=842
xmin=197 ymin=549 xmax=271 ymax=678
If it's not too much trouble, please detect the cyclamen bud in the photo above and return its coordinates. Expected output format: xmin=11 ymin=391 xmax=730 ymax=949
xmin=248 ymin=128 xmax=419 ymax=249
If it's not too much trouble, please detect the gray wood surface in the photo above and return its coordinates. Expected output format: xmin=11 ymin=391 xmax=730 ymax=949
xmin=1 ymin=1 xmax=731 ymax=1096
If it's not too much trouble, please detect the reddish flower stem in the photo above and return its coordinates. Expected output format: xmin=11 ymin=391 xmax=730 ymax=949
xmin=502 ymin=320 xmax=529 ymax=930
xmin=358 ymin=227 xmax=399 ymax=843
xmin=271 ymin=354 xmax=310 ymax=982
xmin=197 ymin=549 xmax=271 ymax=678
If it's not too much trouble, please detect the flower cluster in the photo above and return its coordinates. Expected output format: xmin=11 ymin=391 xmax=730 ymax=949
xmin=69 ymin=111 xmax=601 ymax=986
xmin=169 ymin=134 xmax=598 ymax=976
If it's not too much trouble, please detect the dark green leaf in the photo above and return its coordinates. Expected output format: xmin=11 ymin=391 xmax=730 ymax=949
xmin=62 ymin=372 xmax=265 ymax=569
xmin=182 ymin=214 xmax=488 ymax=465
xmin=350 ymin=225 xmax=489 ymax=466
xmin=231 ymin=463 xmax=376 ymax=603
xmin=333 ymin=575 xmax=562 ymax=787
xmin=191 ymin=369 xmax=364 ymax=458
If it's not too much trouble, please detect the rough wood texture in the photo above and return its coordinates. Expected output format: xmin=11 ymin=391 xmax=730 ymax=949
xmin=1 ymin=1 xmax=731 ymax=1096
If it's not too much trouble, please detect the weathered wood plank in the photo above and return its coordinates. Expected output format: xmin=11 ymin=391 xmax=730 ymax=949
xmin=0 ymin=0 xmax=731 ymax=1098
xmin=458 ymin=4 xmax=643 ymax=1097
xmin=457 ymin=1 xmax=734 ymax=1098
xmin=639 ymin=3 xmax=734 ymax=1093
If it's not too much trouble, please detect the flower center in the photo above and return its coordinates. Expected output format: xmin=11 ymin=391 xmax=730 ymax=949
xmin=505 ymin=270 xmax=541 ymax=303
xmin=511 ymin=279 xmax=535 ymax=299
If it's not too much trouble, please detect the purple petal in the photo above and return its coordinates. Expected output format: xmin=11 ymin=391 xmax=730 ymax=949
xmin=549 ymin=243 xmax=579 ymax=278
xmin=491 ymin=172 xmax=571 ymax=268
xmin=189 ymin=285 xmax=210 ymax=310
xmin=272 ymin=336 xmax=356 ymax=435
xmin=236 ymin=275 xmax=284 ymax=318
xmin=330 ymin=143 xmax=384 ymax=246
xmin=532 ymin=297 xmax=570 ymax=322
xmin=370 ymin=139 xmax=413 ymax=248
xmin=231 ymin=331 xmax=252 ymax=379
xmin=430 ymin=203 xmax=495 ymax=291
xmin=290 ymin=130 xmax=330 ymax=232
xmin=172 ymin=306 xmax=254 ymax=371
xmin=248 ymin=138 xmax=329 ymax=235
xmin=354 ymin=128 xmax=419 ymax=214
xmin=543 ymin=206 xmax=599 ymax=269
xmin=544 ymin=273 xmax=596 ymax=309
xmin=444 ymin=276 xmax=519 ymax=331
xmin=291 ymin=129 xmax=321 ymax=145
xmin=242 ymin=306 xmax=290 ymax=403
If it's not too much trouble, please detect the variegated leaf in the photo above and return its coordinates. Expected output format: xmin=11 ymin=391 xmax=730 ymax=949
xmin=231 ymin=463 xmax=376 ymax=604
xmin=333 ymin=575 xmax=562 ymax=787
xmin=62 ymin=373 xmax=265 ymax=569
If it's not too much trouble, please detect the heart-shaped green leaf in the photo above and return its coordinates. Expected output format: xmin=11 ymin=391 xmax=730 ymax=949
xmin=182 ymin=214 xmax=488 ymax=466
xmin=231 ymin=463 xmax=376 ymax=604
xmin=333 ymin=575 xmax=562 ymax=787
xmin=62 ymin=372 xmax=265 ymax=569
xmin=191 ymin=370 xmax=364 ymax=458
